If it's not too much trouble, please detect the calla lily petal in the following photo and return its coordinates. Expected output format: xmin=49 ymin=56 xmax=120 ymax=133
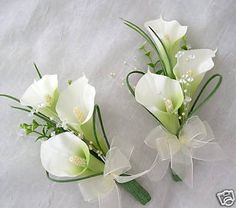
xmin=135 ymin=71 xmax=183 ymax=134
xmin=40 ymin=132 xmax=104 ymax=177
xmin=56 ymin=75 xmax=95 ymax=131
xmin=173 ymin=49 xmax=216 ymax=96
xmin=145 ymin=17 xmax=187 ymax=74
xmin=20 ymin=75 xmax=59 ymax=118
xmin=145 ymin=17 xmax=187 ymax=47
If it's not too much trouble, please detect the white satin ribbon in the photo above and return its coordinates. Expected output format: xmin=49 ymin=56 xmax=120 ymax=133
xmin=145 ymin=116 xmax=226 ymax=187
xmin=78 ymin=144 xmax=157 ymax=208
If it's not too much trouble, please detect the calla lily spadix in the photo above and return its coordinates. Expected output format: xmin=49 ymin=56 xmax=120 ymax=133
xmin=145 ymin=17 xmax=187 ymax=76
xmin=135 ymin=71 xmax=184 ymax=135
xmin=173 ymin=49 xmax=216 ymax=97
xmin=145 ymin=116 xmax=225 ymax=187
xmin=20 ymin=75 xmax=59 ymax=119
xmin=40 ymin=132 xmax=104 ymax=177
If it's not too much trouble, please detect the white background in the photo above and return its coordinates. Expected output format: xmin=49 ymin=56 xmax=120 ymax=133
xmin=0 ymin=0 xmax=236 ymax=207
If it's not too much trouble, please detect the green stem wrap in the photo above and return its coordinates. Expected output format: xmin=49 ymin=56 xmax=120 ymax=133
xmin=118 ymin=179 xmax=151 ymax=205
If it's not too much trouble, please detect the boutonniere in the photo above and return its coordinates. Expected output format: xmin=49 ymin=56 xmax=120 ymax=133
xmin=123 ymin=17 xmax=226 ymax=186
xmin=1 ymin=66 xmax=155 ymax=207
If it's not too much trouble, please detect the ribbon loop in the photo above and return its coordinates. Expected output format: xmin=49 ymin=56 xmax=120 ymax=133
xmin=104 ymin=147 xmax=131 ymax=176
xmin=78 ymin=142 xmax=156 ymax=207
xmin=145 ymin=116 xmax=225 ymax=187
xmin=78 ymin=175 xmax=116 ymax=202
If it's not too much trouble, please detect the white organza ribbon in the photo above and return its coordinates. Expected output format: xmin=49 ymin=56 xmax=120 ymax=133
xmin=78 ymin=144 xmax=157 ymax=208
xmin=145 ymin=116 xmax=226 ymax=187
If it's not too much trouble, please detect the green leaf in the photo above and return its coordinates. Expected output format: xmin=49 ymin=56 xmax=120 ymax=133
xmin=33 ymin=63 xmax=42 ymax=79
xmin=0 ymin=94 xmax=20 ymax=103
xmin=147 ymin=63 xmax=156 ymax=68
xmin=20 ymin=123 xmax=33 ymax=135
xmin=55 ymin=127 xmax=65 ymax=135
xmin=181 ymin=45 xmax=188 ymax=50
xmin=92 ymin=105 xmax=110 ymax=153
xmin=47 ymin=122 xmax=54 ymax=129
xmin=126 ymin=70 xmax=145 ymax=96
xmin=145 ymin=51 xmax=151 ymax=57
xmin=118 ymin=179 xmax=151 ymax=205
xmin=20 ymin=123 xmax=28 ymax=129
xmin=25 ymin=129 xmax=32 ymax=135
xmin=188 ymin=74 xmax=222 ymax=117
xmin=122 ymin=19 xmax=167 ymax=76
xmin=32 ymin=120 xmax=39 ymax=131
xmin=147 ymin=26 xmax=173 ymax=78
xmin=156 ymin=69 xmax=164 ymax=74
xmin=138 ymin=42 xmax=146 ymax=50
xmin=46 ymin=171 xmax=103 ymax=183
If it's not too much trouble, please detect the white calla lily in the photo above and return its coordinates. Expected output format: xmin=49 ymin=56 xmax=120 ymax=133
xmin=56 ymin=75 xmax=95 ymax=131
xmin=173 ymin=49 xmax=216 ymax=97
xmin=20 ymin=75 xmax=59 ymax=118
xmin=145 ymin=116 xmax=225 ymax=187
xmin=40 ymin=132 xmax=104 ymax=177
xmin=145 ymin=17 xmax=187 ymax=76
xmin=145 ymin=17 xmax=187 ymax=48
xmin=135 ymin=71 xmax=184 ymax=134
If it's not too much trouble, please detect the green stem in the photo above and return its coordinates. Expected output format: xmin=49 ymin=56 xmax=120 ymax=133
xmin=170 ymin=166 xmax=182 ymax=182
xmin=118 ymin=179 xmax=151 ymax=205
xmin=32 ymin=130 xmax=44 ymax=136
xmin=46 ymin=171 xmax=103 ymax=183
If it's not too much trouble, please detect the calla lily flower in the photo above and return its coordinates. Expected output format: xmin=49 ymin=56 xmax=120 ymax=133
xmin=145 ymin=17 xmax=187 ymax=76
xmin=56 ymin=75 xmax=95 ymax=131
xmin=135 ymin=71 xmax=184 ymax=134
xmin=56 ymin=75 xmax=109 ymax=153
xmin=173 ymin=49 xmax=216 ymax=97
xmin=145 ymin=116 xmax=225 ymax=187
xmin=40 ymin=132 xmax=104 ymax=177
xmin=20 ymin=75 xmax=59 ymax=118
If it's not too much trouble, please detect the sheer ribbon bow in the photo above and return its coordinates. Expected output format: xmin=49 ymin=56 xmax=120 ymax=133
xmin=145 ymin=116 xmax=226 ymax=187
xmin=78 ymin=143 xmax=156 ymax=208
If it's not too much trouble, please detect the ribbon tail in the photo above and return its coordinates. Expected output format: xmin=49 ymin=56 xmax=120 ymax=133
xmin=114 ymin=155 xmax=158 ymax=183
xmin=147 ymin=157 xmax=169 ymax=182
xmin=78 ymin=175 xmax=115 ymax=202
xmin=192 ymin=141 xmax=227 ymax=161
xmin=171 ymin=148 xmax=193 ymax=188
xmin=98 ymin=183 xmax=121 ymax=208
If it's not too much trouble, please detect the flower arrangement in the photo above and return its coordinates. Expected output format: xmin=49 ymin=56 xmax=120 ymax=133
xmin=1 ymin=16 xmax=226 ymax=208
xmin=123 ymin=17 xmax=225 ymax=186
xmin=0 ymin=66 xmax=154 ymax=207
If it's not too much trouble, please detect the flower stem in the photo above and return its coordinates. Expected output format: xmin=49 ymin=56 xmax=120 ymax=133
xmin=118 ymin=178 xmax=151 ymax=205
